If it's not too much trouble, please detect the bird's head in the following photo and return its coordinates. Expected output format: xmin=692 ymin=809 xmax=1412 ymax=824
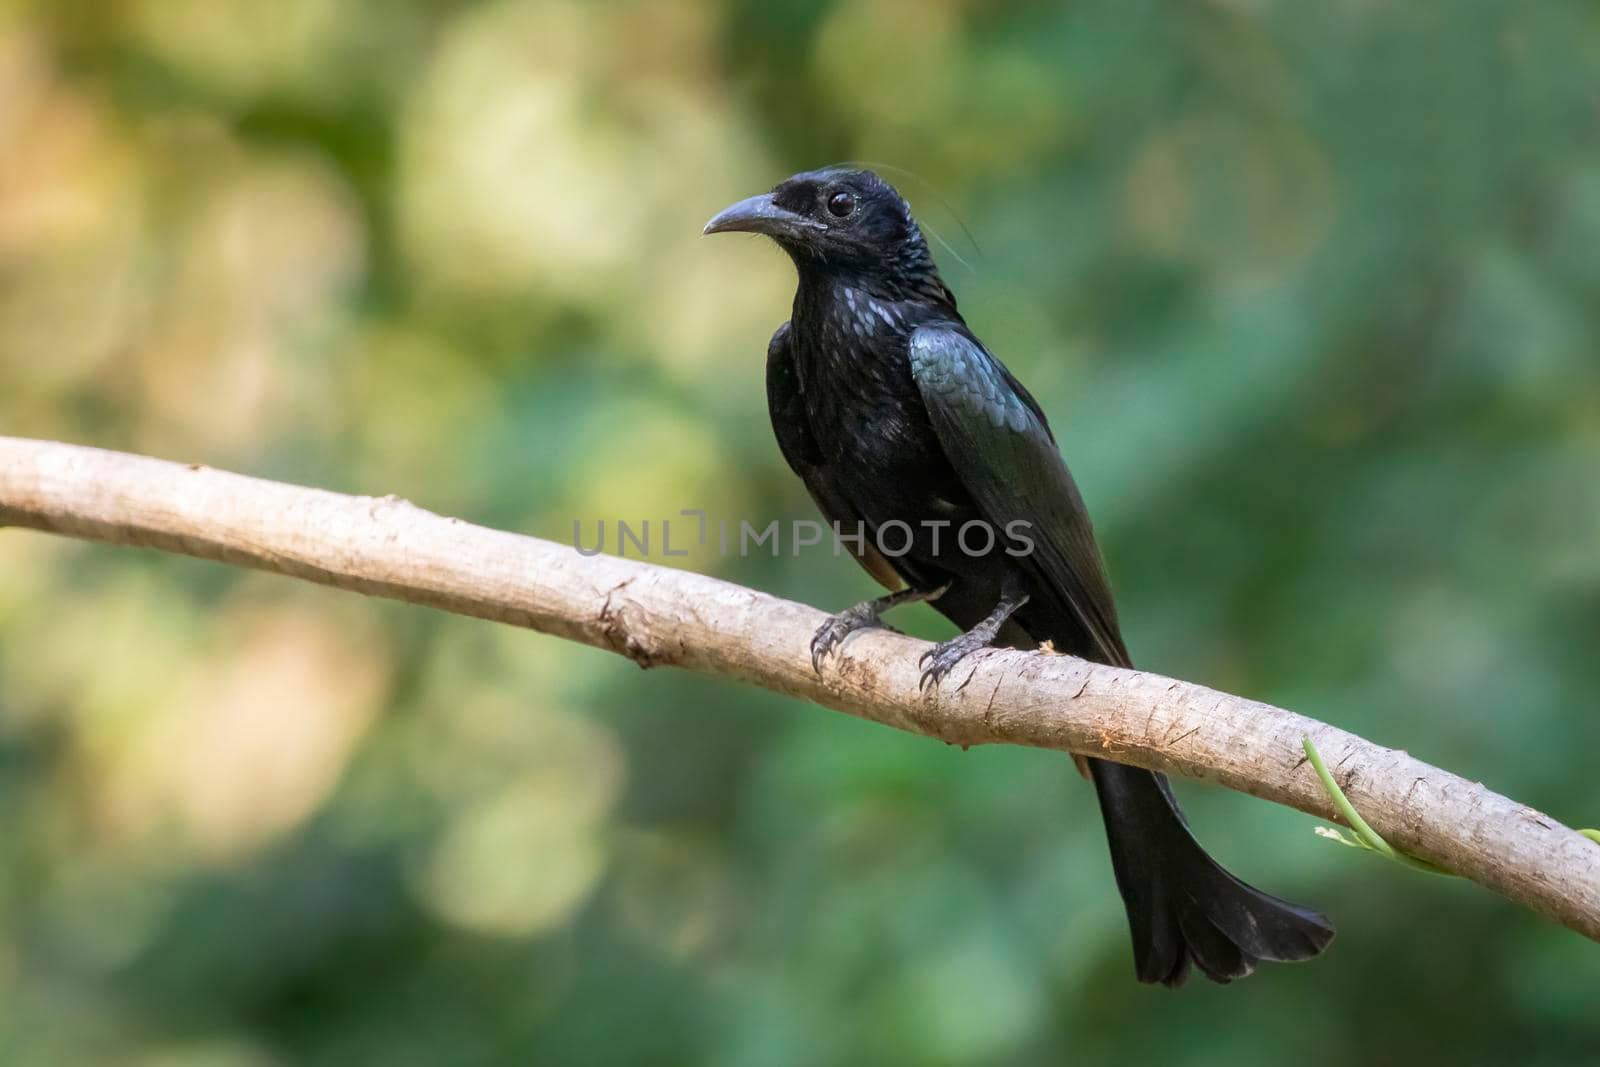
xmin=704 ymin=167 xmax=941 ymax=295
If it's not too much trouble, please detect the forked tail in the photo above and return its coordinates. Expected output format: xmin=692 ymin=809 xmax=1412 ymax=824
xmin=1089 ymin=759 xmax=1335 ymax=985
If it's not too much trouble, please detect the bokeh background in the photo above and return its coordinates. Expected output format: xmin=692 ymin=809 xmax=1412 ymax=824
xmin=3 ymin=1 xmax=1599 ymax=1063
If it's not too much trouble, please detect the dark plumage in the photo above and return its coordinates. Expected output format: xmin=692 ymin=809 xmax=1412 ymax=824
xmin=705 ymin=167 xmax=1334 ymax=985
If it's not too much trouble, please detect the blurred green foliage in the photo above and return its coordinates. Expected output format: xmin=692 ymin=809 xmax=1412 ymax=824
xmin=2 ymin=0 xmax=1599 ymax=1063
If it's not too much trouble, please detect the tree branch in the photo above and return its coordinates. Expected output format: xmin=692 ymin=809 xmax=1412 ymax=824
xmin=2 ymin=435 xmax=1596 ymax=939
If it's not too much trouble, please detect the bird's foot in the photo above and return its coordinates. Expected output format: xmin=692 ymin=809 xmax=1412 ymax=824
xmin=810 ymin=583 xmax=951 ymax=673
xmin=918 ymin=632 xmax=992 ymax=691
xmin=810 ymin=604 xmax=883 ymax=672
xmin=917 ymin=581 xmax=1027 ymax=691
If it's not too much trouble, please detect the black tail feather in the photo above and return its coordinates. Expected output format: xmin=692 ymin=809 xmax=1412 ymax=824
xmin=1090 ymin=759 xmax=1334 ymax=987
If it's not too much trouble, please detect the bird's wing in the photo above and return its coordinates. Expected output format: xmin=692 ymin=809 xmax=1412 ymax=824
xmin=767 ymin=323 xmax=903 ymax=591
xmin=908 ymin=322 xmax=1129 ymax=666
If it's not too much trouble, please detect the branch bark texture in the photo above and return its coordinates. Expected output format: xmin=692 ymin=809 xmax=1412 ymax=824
xmin=1 ymin=436 xmax=1596 ymax=939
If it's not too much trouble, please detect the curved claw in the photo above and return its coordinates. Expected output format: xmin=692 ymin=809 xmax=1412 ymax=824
xmin=918 ymin=637 xmax=982 ymax=691
xmin=809 ymin=608 xmax=877 ymax=673
xmin=812 ymin=584 xmax=953 ymax=675
xmin=809 ymin=628 xmax=838 ymax=673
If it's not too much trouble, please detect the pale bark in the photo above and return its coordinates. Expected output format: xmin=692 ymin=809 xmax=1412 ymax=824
xmin=2 ymin=435 xmax=1596 ymax=938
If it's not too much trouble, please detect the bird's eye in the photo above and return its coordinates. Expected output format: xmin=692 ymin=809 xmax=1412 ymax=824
xmin=826 ymin=191 xmax=855 ymax=218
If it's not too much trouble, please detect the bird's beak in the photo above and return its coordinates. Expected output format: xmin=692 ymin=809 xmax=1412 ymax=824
xmin=702 ymin=193 xmax=820 ymax=240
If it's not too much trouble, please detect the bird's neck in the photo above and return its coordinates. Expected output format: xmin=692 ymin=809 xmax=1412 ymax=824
xmin=793 ymin=277 xmax=900 ymax=343
xmin=786 ymin=277 xmax=927 ymax=419
xmin=795 ymin=263 xmax=949 ymax=306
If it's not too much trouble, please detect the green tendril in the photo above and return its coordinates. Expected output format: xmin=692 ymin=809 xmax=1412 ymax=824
xmin=1301 ymin=737 xmax=1456 ymax=877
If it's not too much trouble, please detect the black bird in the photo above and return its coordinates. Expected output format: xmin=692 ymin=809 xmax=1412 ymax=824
xmin=704 ymin=168 xmax=1334 ymax=985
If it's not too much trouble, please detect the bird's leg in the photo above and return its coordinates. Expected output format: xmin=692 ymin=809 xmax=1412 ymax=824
xmin=811 ymin=583 xmax=950 ymax=672
xmin=919 ymin=573 xmax=1029 ymax=691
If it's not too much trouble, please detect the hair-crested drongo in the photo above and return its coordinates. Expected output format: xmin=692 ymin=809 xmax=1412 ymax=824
xmin=704 ymin=167 xmax=1334 ymax=985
